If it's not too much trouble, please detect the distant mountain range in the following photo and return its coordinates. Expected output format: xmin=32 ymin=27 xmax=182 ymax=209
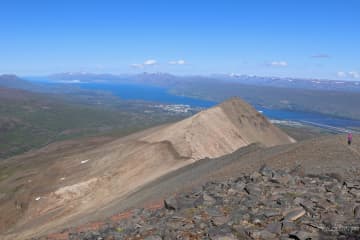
xmin=47 ymin=72 xmax=360 ymax=92
xmin=3 ymin=73 xmax=360 ymax=120
xmin=47 ymin=72 xmax=360 ymax=120
xmin=213 ymin=73 xmax=360 ymax=92
xmin=2 ymin=72 xmax=359 ymax=93
xmin=0 ymin=74 xmax=37 ymax=90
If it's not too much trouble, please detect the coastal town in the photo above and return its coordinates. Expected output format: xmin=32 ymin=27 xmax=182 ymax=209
xmin=153 ymin=104 xmax=194 ymax=113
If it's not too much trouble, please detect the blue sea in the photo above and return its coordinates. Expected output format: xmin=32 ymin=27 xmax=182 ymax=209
xmin=258 ymin=107 xmax=360 ymax=131
xmin=79 ymin=82 xmax=216 ymax=108
xmin=30 ymin=80 xmax=360 ymax=130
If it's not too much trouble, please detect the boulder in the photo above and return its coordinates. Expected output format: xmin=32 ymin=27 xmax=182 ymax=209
xmin=164 ymin=196 xmax=178 ymax=211
xmin=284 ymin=208 xmax=306 ymax=221
xmin=266 ymin=222 xmax=282 ymax=235
xmin=289 ymin=231 xmax=316 ymax=240
xmin=259 ymin=165 xmax=274 ymax=178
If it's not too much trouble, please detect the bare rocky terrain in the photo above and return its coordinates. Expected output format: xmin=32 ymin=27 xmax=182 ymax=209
xmin=24 ymin=132 xmax=360 ymax=240
xmin=0 ymin=97 xmax=294 ymax=240
xmin=2 ymin=96 xmax=359 ymax=240
xmin=43 ymin=165 xmax=360 ymax=240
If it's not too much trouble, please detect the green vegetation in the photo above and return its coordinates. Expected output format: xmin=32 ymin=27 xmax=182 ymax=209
xmin=169 ymin=81 xmax=360 ymax=120
xmin=0 ymin=88 xmax=184 ymax=160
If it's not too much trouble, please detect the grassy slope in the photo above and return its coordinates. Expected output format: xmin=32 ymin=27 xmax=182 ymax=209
xmin=0 ymin=88 xmax=182 ymax=160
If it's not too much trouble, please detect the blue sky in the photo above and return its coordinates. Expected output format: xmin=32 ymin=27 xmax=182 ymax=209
xmin=0 ymin=0 xmax=359 ymax=80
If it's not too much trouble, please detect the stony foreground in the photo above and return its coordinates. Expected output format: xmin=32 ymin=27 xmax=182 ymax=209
xmin=38 ymin=166 xmax=360 ymax=240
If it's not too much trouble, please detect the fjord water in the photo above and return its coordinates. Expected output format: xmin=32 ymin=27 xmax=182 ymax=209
xmin=80 ymin=83 xmax=360 ymax=129
xmin=258 ymin=107 xmax=360 ymax=130
xmin=79 ymin=82 xmax=216 ymax=108
xmin=37 ymin=81 xmax=360 ymax=129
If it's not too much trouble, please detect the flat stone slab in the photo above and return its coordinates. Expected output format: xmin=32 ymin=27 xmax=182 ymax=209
xmin=284 ymin=207 xmax=306 ymax=221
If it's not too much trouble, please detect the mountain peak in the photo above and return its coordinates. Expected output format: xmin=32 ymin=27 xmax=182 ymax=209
xmin=0 ymin=74 xmax=20 ymax=79
xmin=143 ymin=97 xmax=294 ymax=160
xmin=0 ymin=97 xmax=294 ymax=239
xmin=218 ymin=96 xmax=249 ymax=108
xmin=0 ymin=74 xmax=36 ymax=90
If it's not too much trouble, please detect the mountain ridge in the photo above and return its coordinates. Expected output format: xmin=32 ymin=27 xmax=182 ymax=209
xmin=13 ymin=133 xmax=360 ymax=240
xmin=141 ymin=97 xmax=294 ymax=160
xmin=0 ymin=97 xmax=293 ymax=239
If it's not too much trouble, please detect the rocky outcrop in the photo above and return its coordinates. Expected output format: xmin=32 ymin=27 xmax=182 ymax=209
xmin=47 ymin=166 xmax=360 ymax=240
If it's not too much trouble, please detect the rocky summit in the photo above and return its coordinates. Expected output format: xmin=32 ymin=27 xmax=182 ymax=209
xmin=41 ymin=165 xmax=360 ymax=240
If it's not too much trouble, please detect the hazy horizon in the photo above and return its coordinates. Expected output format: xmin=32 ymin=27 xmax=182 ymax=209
xmin=10 ymin=72 xmax=360 ymax=83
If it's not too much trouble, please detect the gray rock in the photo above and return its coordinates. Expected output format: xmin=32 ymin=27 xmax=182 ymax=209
xmin=55 ymin=166 xmax=360 ymax=240
xmin=230 ymin=225 xmax=252 ymax=239
xmin=354 ymin=205 xmax=360 ymax=218
xmin=279 ymin=237 xmax=293 ymax=240
xmin=344 ymin=181 xmax=359 ymax=189
xmin=325 ymin=182 xmax=341 ymax=193
xmin=208 ymin=225 xmax=233 ymax=239
xmin=315 ymin=198 xmax=334 ymax=210
xmin=177 ymin=195 xmax=199 ymax=209
xmin=144 ymin=236 xmax=162 ymax=240
xmin=244 ymin=183 xmax=262 ymax=196
xmin=282 ymin=221 xmax=298 ymax=233
xmin=210 ymin=233 xmax=237 ymax=240
xmin=349 ymin=188 xmax=360 ymax=198
xmin=199 ymin=222 xmax=207 ymax=229
xmin=203 ymin=192 xmax=216 ymax=205
xmin=259 ymin=165 xmax=274 ymax=178
xmin=299 ymin=200 xmax=316 ymax=216
xmin=234 ymin=181 xmax=246 ymax=191
xmin=289 ymin=165 xmax=305 ymax=177
xmin=205 ymin=207 xmax=224 ymax=217
xmin=293 ymin=197 xmax=305 ymax=205
xmin=250 ymin=171 xmax=263 ymax=182
xmin=289 ymin=230 xmax=315 ymax=240
xmin=164 ymin=196 xmax=178 ymax=211
xmin=211 ymin=216 xmax=229 ymax=226
xmin=322 ymin=214 xmax=347 ymax=229
xmin=273 ymin=175 xmax=292 ymax=185
xmin=251 ymin=230 xmax=277 ymax=239
xmin=266 ymin=222 xmax=282 ymax=235
xmin=325 ymin=172 xmax=344 ymax=184
xmin=263 ymin=209 xmax=282 ymax=218
xmin=230 ymin=209 xmax=251 ymax=223
xmin=284 ymin=207 xmax=306 ymax=221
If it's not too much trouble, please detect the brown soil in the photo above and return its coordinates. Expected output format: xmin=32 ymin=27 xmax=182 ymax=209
xmin=0 ymin=97 xmax=294 ymax=239
xmin=33 ymin=133 xmax=360 ymax=240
